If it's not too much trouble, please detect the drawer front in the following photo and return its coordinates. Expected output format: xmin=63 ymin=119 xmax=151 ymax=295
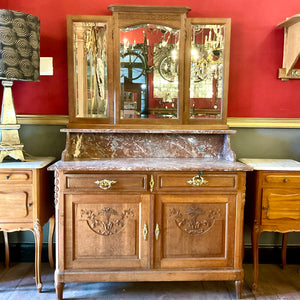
xmin=0 ymin=189 xmax=33 ymax=221
xmin=261 ymin=188 xmax=300 ymax=225
xmin=157 ymin=172 xmax=237 ymax=191
xmin=263 ymin=172 xmax=300 ymax=187
xmin=65 ymin=173 xmax=148 ymax=192
xmin=0 ymin=170 xmax=32 ymax=184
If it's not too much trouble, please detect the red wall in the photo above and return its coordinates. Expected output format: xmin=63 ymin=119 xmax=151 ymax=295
xmin=2 ymin=0 xmax=300 ymax=118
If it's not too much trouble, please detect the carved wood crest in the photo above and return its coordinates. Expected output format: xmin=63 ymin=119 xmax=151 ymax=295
xmin=81 ymin=207 xmax=134 ymax=236
xmin=169 ymin=205 xmax=221 ymax=235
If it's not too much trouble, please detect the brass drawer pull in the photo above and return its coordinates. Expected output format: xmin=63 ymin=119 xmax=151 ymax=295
xmin=262 ymin=206 xmax=269 ymax=210
xmin=143 ymin=223 xmax=148 ymax=240
xmin=5 ymin=175 xmax=9 ymax=180
xmin=283 ymin=178 xmax=289 ymax=183
xmin=149 ymin=175 xmax=154 ymax=192
xmin=155 ymin=224 xmax=160 ymax=240
xmin=187 ymin=172 xmax=208 ymax=186
xmin=94 ymin=179 xmax=117 ymax=190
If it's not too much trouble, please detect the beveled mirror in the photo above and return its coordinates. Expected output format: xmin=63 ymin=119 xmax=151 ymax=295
xmin=119 ymin=24 xmax=180 ymax=120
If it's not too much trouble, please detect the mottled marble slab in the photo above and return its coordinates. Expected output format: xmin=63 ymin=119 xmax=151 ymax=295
xmin=49 ymin=158 xmax=252 ymax=172
xmin=61 ymin=130 xmax=236 ymax=161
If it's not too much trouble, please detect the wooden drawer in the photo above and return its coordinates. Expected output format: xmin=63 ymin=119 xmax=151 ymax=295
xmin=157 ymin=172 xmax=237 ymax=191
xmin=65 ymin=173 xmax=148 ymax=192
xmin=263 ymin=172 xmax=300 ymax=187
xmin=0 ymin=189 xmax=33 ymax=221
xmin=261 ymin=188 xmax=300 ymax=224
xmin=0 ymin=170 xmax=32 ymax=184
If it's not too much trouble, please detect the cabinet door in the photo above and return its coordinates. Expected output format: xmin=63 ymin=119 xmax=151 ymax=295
xmin=154 ymin=193 xmax=236 ymax=269
xmin=64 ymin=193 xmax=150 ymax=269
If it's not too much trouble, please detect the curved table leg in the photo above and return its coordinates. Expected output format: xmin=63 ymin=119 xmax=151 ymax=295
xmin=33 ymin=219 xmax=43 ymax=293
xmin=48 ymin=215 xmax=55 ymax=268
xmin=252 ymin=225 xmax=260 ymax=290
xmin=3 ymin=231 xmax=9 ymax=268
xmin=282 ymin=233 xmax=288 ymax=269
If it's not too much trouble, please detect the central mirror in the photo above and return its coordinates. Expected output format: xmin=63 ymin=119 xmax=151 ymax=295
xmin=119 ymin=24 xmax=180 ymax=119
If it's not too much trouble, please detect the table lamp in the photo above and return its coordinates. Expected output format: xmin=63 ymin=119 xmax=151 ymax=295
xmin=0 ymin=9 xmax=40 ymax=162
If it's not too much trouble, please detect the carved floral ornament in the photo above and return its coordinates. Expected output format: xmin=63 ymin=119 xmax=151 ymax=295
xmin=169 ymin=205 xmax=221 ymax=235
xmin=81 ymin=207 xmax=134 ymax=236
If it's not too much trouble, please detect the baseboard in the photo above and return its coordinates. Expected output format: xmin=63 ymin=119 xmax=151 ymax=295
xmin=0 ymin=243 xmax=53 ymax=263
xmin=243 ymin=245 xmax=300 ymax=264
xmin=0 ymin=243 xmax=299 ymax=264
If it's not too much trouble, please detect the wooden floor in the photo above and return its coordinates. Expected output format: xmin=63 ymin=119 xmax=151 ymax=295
xmin=0 ymin=263 xmax=299 ymax=299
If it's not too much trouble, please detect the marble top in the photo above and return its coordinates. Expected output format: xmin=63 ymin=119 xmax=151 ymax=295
xmin=48 ymin=158 xmax=252 ymax=172
xmin=0 ymin=156 xmax=55 ymax=169
xmin=239 ymin=158 xmax=300 ymax=171
xmin=62 ymin=128 xmax=237 ymax=135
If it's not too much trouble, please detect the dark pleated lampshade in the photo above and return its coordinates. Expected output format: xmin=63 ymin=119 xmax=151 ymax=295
xmin=0 ymin=9 xmax=40 ymax=82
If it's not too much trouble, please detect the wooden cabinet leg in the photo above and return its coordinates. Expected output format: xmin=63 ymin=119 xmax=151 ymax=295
xmin=48 ymin=215 xmax=55 ymax=268
xmin=235 ymin=280 xmax=243 ymax=299
xmin=33 ymin=219 xmax=43 ymax=293
xmin=252 ymin=225 xmax=260 ymax=290
xmin=3 ymin=231 xmax=9 ymax=268
xmin=282 ymin=233 xmax=288 ymax=269
xmin=55 ymin=281 xmax=64 ymax=300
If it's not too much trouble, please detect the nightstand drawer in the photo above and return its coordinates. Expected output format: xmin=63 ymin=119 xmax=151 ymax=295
xmin=261 ymin=188 xmax=300 ymax=223
xmin=0 ymin=190 xmax=32 ymax=220
xmin=0 ymin=171 xmax=32 ymax=184
xmin=157 ymin=172 xmax=237 ymax=191
xmin=263 ymin=173 xmax=300 ymax=186
xmin=65 ymin=173 xmax=147 ymax=192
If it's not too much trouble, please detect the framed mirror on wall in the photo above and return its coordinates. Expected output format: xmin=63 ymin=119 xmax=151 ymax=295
xmin=67 ymin=6 xmax=231 ymax=128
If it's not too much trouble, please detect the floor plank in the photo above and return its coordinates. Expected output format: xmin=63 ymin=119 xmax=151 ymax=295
xmin=0 ymin=263 xmax=299 ymax=299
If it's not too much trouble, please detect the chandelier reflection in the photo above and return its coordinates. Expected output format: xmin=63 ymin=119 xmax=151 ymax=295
xmin=191 ymin=25 xmax=224 ymax=83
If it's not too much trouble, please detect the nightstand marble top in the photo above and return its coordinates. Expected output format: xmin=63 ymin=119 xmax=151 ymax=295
xmin=0 ymin=156 xmax=55 ymax=169
xmin=239 ymin=158 xmax=300 ymax=171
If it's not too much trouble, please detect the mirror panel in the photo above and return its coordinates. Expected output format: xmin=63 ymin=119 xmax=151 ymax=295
xmin=73 ymin=21 xmax=109 ymax=118
xmin=189 ymin=24 xmax=225 ymax=119
xmin=119 ymin=24 xmax=180 ymax=119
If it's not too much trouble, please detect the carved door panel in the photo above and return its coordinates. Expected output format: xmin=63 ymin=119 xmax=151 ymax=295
xmin=154 ymin=193 xmax=236 ymax=269
xmin=64 ymin=193 xmax=150 ymax=269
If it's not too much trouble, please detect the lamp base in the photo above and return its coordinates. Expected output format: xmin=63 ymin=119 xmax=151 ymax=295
xmin=0 ymin=146 xmax=24 ymax=162
xmin=0 ymin=81 xmax=25 ymax=163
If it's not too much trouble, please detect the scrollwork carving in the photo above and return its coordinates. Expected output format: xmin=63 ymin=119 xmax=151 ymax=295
xmin=81 ymin=207 xmax=134 ymax=236
xmin=169 ymin=205 xmax=221 ymax=235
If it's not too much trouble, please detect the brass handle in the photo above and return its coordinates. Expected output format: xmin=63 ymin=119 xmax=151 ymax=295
xmin=149 ymin=175 xmax=154 ymax=192
xmin=155 ymin=224 xmax=160 ymax=240
xmin=5 ymin=175 xmax=9 ymax=180
xmin=143 ymin=224 xmax=148 ymax=240
xmin=283 ymin=178 xmax=289 ymax=183
xmin=94 ymin=179 xmax=117 ymax=190
xmin=262 ymin=206 xmax=269 ymax=210
xmin=187 ymin=174 xmax=208 ymax=186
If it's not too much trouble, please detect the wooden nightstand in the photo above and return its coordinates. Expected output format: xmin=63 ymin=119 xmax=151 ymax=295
xmin=0 ymin=157 xmax=55 ymax=292
xmin=239 ymin=158 xmax=300 ymax=290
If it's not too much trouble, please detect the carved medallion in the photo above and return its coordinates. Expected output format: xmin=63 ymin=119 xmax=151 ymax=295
xmin=81 ymin=207 xmax=134 ymax=236
xmin=169 ymin=205 xmax=221 ymax=235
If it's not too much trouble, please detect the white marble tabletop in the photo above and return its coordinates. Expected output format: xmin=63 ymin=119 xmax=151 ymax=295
xmin=239 ymin=158 xmax=300 ymax=171
xmin=0 ymin=156 xmax=55 ymax=169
